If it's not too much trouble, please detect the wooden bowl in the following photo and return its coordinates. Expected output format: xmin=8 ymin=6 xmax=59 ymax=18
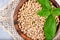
xmin=13 ymin=0 xmax=32 ymax=40
xmin=13 ymin=0 xmax=60 ymax=40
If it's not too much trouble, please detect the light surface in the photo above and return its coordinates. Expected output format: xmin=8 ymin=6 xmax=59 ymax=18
xmin=0 ymin=0 xmax=10 ymax=10
xmin=55 ymin=0 xmax=60 ymax=6
xmin=0 ymin=28 xmax=13 ymax=40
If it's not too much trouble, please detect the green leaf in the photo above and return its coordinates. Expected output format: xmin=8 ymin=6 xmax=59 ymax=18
xmin=37 ymin=0 xmax=51 ymax=9
xmin=37 ymin=9 xmax=51 ymax=17
xmin=44 ymin=15 xmax=57 ymax=40
xmin=52 ymin=8 xmax=60 ymax=16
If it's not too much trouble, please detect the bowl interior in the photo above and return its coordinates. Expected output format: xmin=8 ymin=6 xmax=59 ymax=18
xmin=13 ymin=0 xmax=60 ymax=40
